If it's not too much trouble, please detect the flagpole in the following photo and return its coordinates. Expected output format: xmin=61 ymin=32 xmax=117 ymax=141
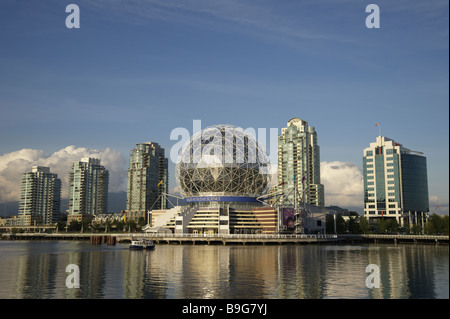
xmin=376 ymin=122 xmax=381 ymax=137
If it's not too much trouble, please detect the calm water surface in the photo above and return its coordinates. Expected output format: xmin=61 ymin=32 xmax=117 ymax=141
xmin=0 ymin=241 xmax=447 ymax=299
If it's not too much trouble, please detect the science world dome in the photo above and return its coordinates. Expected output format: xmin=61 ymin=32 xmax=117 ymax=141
xmin=176 ymin=124 xmax=272 ymax=200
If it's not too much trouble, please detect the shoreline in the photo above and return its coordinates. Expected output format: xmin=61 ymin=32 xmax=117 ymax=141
xmin=1 ymin=232 xmax=448 ymax=245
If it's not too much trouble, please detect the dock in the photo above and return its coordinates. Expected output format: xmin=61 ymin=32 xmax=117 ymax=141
xmin=122 ymin=233 xmax=340 ymax=245
xmin=337 ymin=234 xmax=449 ymax=244
xmin=1 ymin=233 xmax=339 ymax=245
xmin=1 ymin=233 xmax=448 ymax=245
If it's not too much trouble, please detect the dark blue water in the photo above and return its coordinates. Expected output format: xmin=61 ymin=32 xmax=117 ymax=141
xmin=0 ymin=241 xmax=447 ymax=299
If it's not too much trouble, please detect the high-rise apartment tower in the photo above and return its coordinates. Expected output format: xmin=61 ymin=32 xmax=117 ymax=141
xmin=278 ymin=117 xmax=324 ymax=207
xmin=18 ymin=166 xmax=61 ymax=225
xmin=68 ymin=157 xmax=109 ymax=220
xmin=126 ymin=142 xmax=168 ymax=222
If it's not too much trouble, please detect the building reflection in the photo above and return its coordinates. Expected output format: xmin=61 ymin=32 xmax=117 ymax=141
xmin=1 ymin=242 xmax=447 ymax=299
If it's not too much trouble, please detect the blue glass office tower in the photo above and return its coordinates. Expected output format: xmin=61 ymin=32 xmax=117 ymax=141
xmin=363 ymin=136 xmax=429 ymax=227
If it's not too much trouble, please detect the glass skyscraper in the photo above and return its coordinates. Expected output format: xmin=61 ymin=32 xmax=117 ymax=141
xmin=68 ymin=157 xmax=109 ymax=220
xmin=126 ymin=142 xmax=168 ymax=223
xmin=18 ymin=166 xmax=61 ymax=225
xmin=278 ymin=117 xmax=324 ymax=207
xmin=363 ymin=136 xmax=429 ymax=226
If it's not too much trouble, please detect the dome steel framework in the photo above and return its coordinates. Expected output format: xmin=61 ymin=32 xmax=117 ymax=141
xmin=176 ymin=124 xmax=272 ymax=198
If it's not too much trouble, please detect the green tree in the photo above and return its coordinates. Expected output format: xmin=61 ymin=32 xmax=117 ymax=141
xmin=125 ymin=220 xmax=138 ymax=232
xmin=326 ymin=214 xmax=335 ymax=233
xmin=359 ymin=216 xmax=370 ymax=234
xmin=426 ymin=214 xmax=449 ymax=235
xmin=56 ymin=221 xmax=66 ymax=232
xmin=442 ymin=215 xmax=449 ymax=235
xmin=346 ymin=216 xmax=361 ymax=234
xmin=411 ymin=224 xmax=422 ymax=235
xmin=67 ymin=220 xmax=80 ymax=232
xmin=137 ymin=217 xmax=146 ymax=227
xmin=80 ymin=219 xmax=91 ymax=232
xmin=336 ymin=215 xmax=346 ymax=234
xmin=375 ymin=218 xmax=398 ymax=234
xmin=112 ymin=220 xmax=125 ymax=232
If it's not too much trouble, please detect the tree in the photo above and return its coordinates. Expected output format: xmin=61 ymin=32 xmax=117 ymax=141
xmin=67 ymin=220 xmax=80 ymax=232
xmin=56 ymin=221 xmax=66 ymax=232
xmin=346 ymin=216 xmax=361 ymax=234
xmin=442 ymin=215 xmax=449 ymax=235
xmin=137 ymin=217 xmax=146 ymax=227
xmin=359 ymin=216 xmax=370 ymax=234
xmin=125 ymin=220 xmax=138 ymax=232
xmin=411 ymin=224 xmax=422 ymax=235
xmin=326 ymin=214 xmax=335 ymax=233
xmin=336 ymin=215 xmax=346 ymax=234
xmin=425 ymin=214 xmax=449 ymax=235
xmin=375 ymin=218 xmax=398 ymax=234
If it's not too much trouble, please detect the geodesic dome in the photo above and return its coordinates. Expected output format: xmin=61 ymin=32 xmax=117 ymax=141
xmin=176 ymin=124 xmax=271 ymax=198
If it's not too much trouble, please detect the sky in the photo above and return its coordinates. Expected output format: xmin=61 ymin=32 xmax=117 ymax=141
xmin=0 ymin=0 xmax=448 ymax=215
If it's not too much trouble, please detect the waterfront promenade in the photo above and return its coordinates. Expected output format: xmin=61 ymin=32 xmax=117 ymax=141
xmin=1 ymin=232 xmax=448 ymax=245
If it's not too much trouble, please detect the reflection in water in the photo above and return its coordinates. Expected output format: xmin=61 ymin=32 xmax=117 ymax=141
xmin=0 ymin=241 xmax=447 ymax=299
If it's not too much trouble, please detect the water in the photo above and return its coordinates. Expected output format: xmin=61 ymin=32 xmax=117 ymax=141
xmin=0 ymin=241 xmax=448 ymax=299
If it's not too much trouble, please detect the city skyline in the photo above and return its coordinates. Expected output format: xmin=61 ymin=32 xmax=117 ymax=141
xmin=0 ymin=0 xmax=448 ymax=215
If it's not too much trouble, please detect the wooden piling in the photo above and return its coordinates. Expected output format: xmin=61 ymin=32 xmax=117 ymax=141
xmin=107 ymin=236 xmax=116 ymax=245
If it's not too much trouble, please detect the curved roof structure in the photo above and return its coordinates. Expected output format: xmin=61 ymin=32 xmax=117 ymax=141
xmin=176 ymin=124 xmax=271 ymax=198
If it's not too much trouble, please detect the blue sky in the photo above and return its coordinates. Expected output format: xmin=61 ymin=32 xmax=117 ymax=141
xmin=0 ymin=0 xmax=448 ymax=214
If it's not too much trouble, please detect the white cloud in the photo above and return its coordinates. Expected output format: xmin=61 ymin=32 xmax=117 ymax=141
xmin=263 ymin=161 xmax=363 ymax=209
xmin=320 ymin=161 xmax=363 ymax=208
xmin=0 ymin=146 xmax=127 ymax=203
xmin=429 ymin=195 xmax=449 ymax=214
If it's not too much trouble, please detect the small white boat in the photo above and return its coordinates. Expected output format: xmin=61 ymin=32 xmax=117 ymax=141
xmin=129 ymin=239 xmax=155 ymax=250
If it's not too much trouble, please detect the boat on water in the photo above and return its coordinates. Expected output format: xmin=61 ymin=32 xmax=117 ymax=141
xmin=129 ymin=239 xmax=155 ymax=250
